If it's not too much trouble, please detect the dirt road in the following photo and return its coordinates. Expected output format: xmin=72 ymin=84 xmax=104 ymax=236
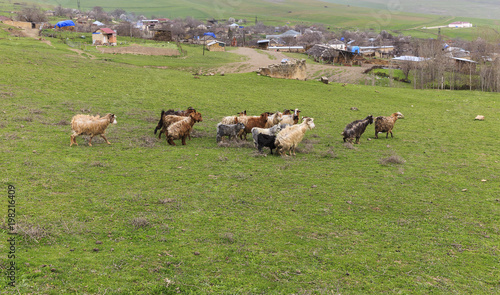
xmin=220 ymin=47 xmax=369 ymax=84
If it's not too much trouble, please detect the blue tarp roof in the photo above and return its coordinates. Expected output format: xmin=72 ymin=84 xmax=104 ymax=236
xmin=54 ymin=20 xmax=75 ymax=28
xmin=203 ymin=32 xmax=216 ymax=38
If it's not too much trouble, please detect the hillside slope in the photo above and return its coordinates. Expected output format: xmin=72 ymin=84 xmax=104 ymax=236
xmin=28 ymin=0 xmax=455 ymax=29
xmin=321 ymin=0 xmax=500 ymax=20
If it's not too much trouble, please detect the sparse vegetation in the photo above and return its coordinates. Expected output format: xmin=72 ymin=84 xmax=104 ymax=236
xmin=0 ymin=7 xmax=499 ymax=294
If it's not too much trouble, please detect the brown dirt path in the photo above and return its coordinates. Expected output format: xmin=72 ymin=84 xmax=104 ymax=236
xmin=220 ymin=47 xmax=370 ymax=84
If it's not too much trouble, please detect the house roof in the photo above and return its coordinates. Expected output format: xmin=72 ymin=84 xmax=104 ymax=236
xmin=392 ymin=56 xmax=428 ymax=62
xmin=450 ymin=21 xmax=471 ymax=25
xmin=100 ymin=28 xmax=115 ymax=35
xmin=207 ymin=41 xmax=225 ymax=46
xmin=257 ymin=40 xmax=270 ymax=44
xmin=451 ymin=57 xmax=477 ymax=63
xmin=269 ymin=46 xmax=304 ymax=49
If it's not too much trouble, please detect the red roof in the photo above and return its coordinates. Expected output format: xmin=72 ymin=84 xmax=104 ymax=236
xmin=100 ymin=28 xmax=115 ymax=35
xmin=0 ymin=15 xmax=12 ymax=21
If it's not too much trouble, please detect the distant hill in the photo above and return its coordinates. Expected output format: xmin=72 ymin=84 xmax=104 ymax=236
xmin=321 ymin=0 xmax=500 ymax=20
xmin=24 ymin=0 xmax=499 ymax=34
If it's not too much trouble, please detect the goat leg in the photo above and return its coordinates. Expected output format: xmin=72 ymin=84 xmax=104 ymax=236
xmin=100 ymin=134 xmax=111 ymax=145
xmin=70 ymin=135 xmax=78 ymax=146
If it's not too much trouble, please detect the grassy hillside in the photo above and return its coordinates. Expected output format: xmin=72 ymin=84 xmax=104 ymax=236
xmin=322 ymin=0 xmax=500 ymax=20
xmin=9 ymin=0 xmax=498 ymax=41
xmin=1 ymin=25 xmax=499 ymax=294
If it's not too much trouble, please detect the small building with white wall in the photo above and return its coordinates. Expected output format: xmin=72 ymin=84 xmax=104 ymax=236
xmin=449 ymin=21 xmax=473 ymax=28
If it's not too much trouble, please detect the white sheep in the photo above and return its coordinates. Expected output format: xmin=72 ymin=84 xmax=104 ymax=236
xmin=275 ymin=117 xmax=315 ymax=156
xmin=70 ymin=113 xmax=117 ymax=146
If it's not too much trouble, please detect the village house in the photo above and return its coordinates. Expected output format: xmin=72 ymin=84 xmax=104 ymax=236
xmin=92 ymin=28 xmax=117 ymax=46
xmin=206 ymin=41 xmax=226 ymax=51
xmin=266 ymin=30 xmax=301 ymax=44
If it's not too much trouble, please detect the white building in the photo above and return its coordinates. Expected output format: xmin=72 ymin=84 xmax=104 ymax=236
xmin=448 ymin=21 xmax=473 ymax=28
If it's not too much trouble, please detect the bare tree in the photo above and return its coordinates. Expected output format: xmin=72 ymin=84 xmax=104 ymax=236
xmin=17 ymin=6 xmax=48 ymax=22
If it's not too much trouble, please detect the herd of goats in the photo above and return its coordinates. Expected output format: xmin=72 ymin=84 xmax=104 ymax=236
xmin=69 ymin=107 xmax=404 ymax=156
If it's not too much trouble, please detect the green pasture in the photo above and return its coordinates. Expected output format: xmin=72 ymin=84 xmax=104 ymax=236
xmin=20 ymin=0 xmax=499 ymax=33
xmin=0 ymin=25 xmax=499 ymax=294
xmin=322 ymin=0 xmax=500 ymax=20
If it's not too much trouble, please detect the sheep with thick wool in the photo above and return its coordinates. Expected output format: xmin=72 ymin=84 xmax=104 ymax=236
xmin=70 ymin=113 xmax=117 ymax=146
xmin=221 ymin=110 xmax=247 ymax=125
xmin=264 ymin=111 xmax=283 ymax=128
xmin=280 ymin=109 xmax=301 ymax=125
xmin=154 ymin=107 xmax=196 ymax=138
xmin=167 ymin=111 xmax=203 ymax=146
xmin=275 ymin=117 xmax=315 ymax=156
xmin=217 ymin=122 xmax=245 ymax=143
xmin=374 ymin=112 xmax=403 ymax=139
xmin=342 ymin=115 xmax=373 ymax=144
xmin=251 ymin=124 xmax=282 ymax=147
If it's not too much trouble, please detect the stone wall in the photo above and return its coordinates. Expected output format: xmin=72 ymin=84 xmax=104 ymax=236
xmin=257 ymin=59 xmax=307 ymax=80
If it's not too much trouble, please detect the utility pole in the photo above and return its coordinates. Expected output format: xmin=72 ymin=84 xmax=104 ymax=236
xmin=77 ymin=0 xmax=81 ymax=11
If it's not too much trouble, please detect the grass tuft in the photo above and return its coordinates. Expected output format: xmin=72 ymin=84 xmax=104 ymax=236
xmin=131 ymin=217 xmax=150 ymax=229
xmin=379 ymin=155 xmax=406 ymax=165
xmin=343 ymin=142 xmax=356 ymax=150
xmin=15 ymin=222 xmax=49 ymax=243
xmin=139 ymin=135 xmax=157 ymax=148
xmin=158 ymin=198 xmax=176 ymax=204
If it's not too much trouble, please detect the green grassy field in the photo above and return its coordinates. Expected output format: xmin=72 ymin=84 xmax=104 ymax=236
xmin=1 ymin=25 xmax=499 ymax=294
xmin=323 ymin=0 xmax=500 ymax=20
xmin=3 ymin=0 xmax=500 ymax=42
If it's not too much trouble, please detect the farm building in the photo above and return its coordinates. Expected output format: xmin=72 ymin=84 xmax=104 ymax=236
xmin=2 ymin=20 xmax=50 ymax=30
xmin=257 ymin=39 xmax=279 ymax=50
xmin=449 ymin=21 xmax=473 ymax=28
xmin=451 ymin=57 xmax=477 ymax=73
xmin=207 ymin=41 xmax=226 ymax=51
xmin=358 ymin=46 xmax=394 ymax=58
xmin=54 ymin=20 xmax=75 ymax=31
xmin=153 ymin=29 xmax=172 ymax=42
xmin=266 ymin=30 xmax=301 ymax=44
xmin=306 ymin=45 xmax=364 ymax=65
xmin=92 ymin=28 xmax=117 ymax=46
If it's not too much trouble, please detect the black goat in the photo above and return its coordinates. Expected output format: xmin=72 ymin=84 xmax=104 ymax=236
xmin=341 ymin=115 xmax=374 ymax=144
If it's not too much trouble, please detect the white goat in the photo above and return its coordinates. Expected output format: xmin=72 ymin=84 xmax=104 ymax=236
xmin=70 ymin=113 xmax=117 ymax=146
xmin=275 ymin=117 xmax=315 ymax=156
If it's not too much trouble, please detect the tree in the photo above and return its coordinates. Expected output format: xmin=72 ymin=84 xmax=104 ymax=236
xmin=110 ymin=9 xmax=126 ymax=19
xmin=17 ymin=6 xmax=47 ymax=22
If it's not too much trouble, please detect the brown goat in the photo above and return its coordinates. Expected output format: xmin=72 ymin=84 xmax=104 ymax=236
xmin=375 ymin=112 xmax=403 ymax=139
xmin=240 ymin=112 xmax=269 ymax=140
xmin=154 ymin=107 xmax=196 ymax=138
xmin=167 ymin=111 xmax=203 ymax=145
xmin=70 ymin=113 xmax=117 ymax=146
